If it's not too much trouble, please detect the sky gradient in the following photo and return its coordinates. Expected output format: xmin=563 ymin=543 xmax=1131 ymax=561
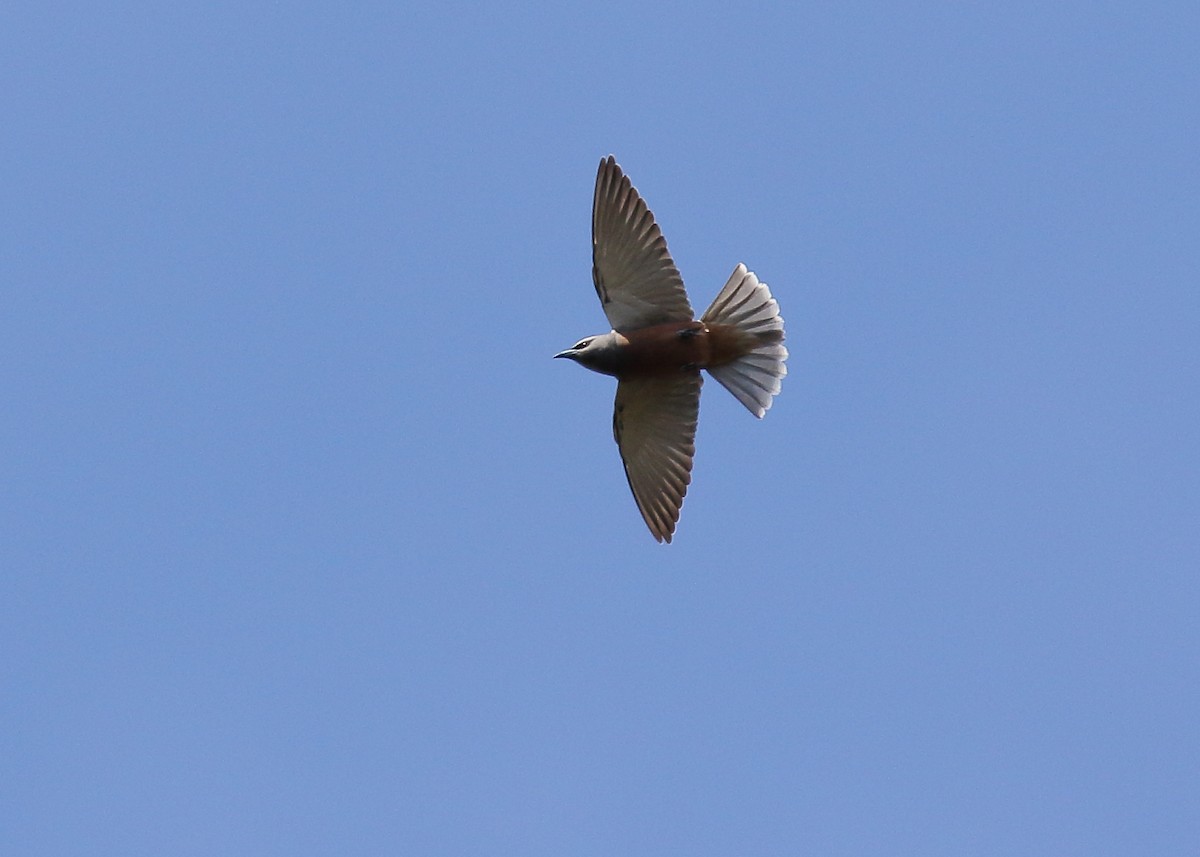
xmin=4 ymin=3 xmax=1198 ymax=855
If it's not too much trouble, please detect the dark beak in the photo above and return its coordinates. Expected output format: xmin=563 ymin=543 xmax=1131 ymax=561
xmin=553 ymin=349 xmax=575 ymax=360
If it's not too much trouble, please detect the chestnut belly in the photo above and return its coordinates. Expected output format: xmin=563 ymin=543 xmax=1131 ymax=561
xmin=617 ymin=321 xmax=748 ymax=377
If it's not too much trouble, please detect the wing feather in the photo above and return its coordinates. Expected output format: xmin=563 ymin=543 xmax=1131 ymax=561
xmin=592 ymin=156 xmax=694 ymax=331
xmin=612 ymin=373 xmax=702 ymax=543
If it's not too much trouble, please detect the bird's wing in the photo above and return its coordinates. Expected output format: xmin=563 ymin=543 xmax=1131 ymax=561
xmin=613 ymin=372 xmax=702 ymax=543
xmin=592 ymin=155 xmax=694 ymax=332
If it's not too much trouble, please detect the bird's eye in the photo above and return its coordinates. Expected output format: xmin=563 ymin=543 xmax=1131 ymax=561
xmin=574 ymin=339 xmax=591 ymax=350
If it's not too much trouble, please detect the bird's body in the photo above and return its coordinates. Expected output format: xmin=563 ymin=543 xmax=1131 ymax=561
xmin=564 ymin=320 xmax=755 ymax=379
xmin=556 ymin=156 xmax=787 ymax=542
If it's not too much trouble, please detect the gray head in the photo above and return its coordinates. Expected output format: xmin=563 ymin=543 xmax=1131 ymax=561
xmin=553 ymin=331 xmax=625 ymax=377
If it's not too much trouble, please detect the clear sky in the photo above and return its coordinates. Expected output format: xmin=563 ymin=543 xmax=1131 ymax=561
xmin=3 ymin=2 xmax=1197 ymax=855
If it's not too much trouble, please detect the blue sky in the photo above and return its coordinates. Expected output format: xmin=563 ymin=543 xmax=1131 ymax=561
xmin=3 ymin=2 xmax=1197 ymax=854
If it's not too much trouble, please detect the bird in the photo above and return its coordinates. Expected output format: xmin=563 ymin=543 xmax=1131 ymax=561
xmin=555 ymin=155 xmax=787 ymax=543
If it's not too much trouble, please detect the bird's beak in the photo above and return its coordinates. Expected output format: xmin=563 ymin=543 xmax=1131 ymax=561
xmin=553 ymin=349 xmax=575 ymax=360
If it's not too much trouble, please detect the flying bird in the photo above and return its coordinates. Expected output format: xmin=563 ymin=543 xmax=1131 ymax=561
xmin=555 ymin=155 xmax=787 ymax=543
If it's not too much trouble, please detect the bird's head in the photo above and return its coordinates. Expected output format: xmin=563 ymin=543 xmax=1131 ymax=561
xmin=554 ymin=331 xmax=624 ymax=377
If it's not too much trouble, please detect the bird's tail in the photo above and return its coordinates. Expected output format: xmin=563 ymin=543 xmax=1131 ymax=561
xmin=700 ymin=264 xmax=788 ymax=418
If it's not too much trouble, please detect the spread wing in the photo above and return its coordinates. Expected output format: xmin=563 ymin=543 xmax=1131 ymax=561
xmin=592 ymin=155 xmax=694 ymax=332
xmin=613 ymin=372 xmax=702 ymax=543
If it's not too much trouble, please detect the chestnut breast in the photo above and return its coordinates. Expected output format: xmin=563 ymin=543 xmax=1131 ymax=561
xmin=617 ymin=321 xmax=751 ymax=378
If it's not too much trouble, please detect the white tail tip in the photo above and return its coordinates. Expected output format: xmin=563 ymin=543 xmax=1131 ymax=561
xmin=701 ymin=264 xmax=788 ymax=418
